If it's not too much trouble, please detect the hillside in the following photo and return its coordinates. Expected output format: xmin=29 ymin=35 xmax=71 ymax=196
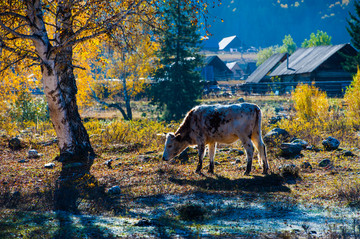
xmin=207 ymin=0 xmax=355 ymax=48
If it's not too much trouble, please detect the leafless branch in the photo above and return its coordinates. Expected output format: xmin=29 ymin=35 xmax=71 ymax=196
xmin=90 ymin=87 xmax=129 ymax=120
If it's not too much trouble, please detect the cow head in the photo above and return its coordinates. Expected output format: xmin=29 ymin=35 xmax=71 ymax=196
xmin=162 ymin=133 xmax=189 ymax=161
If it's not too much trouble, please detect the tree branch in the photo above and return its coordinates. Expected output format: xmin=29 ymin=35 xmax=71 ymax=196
xmin=0 ymin=40 xmax=40 ymax=61
xmin=0 ymin=12 xmax=29 ymax=23
xmin=90 ymin=87 xmax=129 ymax=120
xmin=0 ymin=14 xmax=38 ymax=41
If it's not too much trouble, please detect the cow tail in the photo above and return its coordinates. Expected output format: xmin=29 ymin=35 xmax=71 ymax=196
xmin=254 ymin=106 xmax=262 ymax=137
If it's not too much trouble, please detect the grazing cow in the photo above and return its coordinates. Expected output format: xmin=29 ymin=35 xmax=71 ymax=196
xmin=162 ymin=103 xmax=268 ymax=175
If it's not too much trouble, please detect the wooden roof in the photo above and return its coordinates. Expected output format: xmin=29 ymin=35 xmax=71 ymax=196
xmin=205 ymin=56 xmax=233 ymax=74
xmin=270 ymin=44 xmax=356 ymax=76
xmin=246 ymin=53 xmax=287 ymax=83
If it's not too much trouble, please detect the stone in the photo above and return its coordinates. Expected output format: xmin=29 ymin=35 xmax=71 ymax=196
xmin=229 ymin=149 xmax=244 ymax=155
xmin=237 ymin=97 xmax=245 ymax=103
xmin=105 ymin=159 xmax=113 ymax=169
xmin=279 ymin=164 xmax=299 ymax=178
xmin=342 ymin=150 xmax=355 ymax=157
xmin=28 ymin=149 xmax=40 ymax=159
xmin=318 ymin=159 xmax=331 ymax=167
xmin=9 ymin=137 xmax=21 ymax=150
xmin=44 ymin=163 xmax=55 ymax=169
xmin=269 ymin=116 xmax=283 ymax=125
xmin=18 ymin=159 xmax=29 ymax=163
xmin=280 ymin=143 xmax=303 ymax=157
xmin=275 ymin=106 xmax=285 ymax=113
xmin=269 ymin=113 xmax=288 ymax=125
xmin=300 ymin=162 xmax=312 ymax=170
xmin=107 ymin=186 xmax=121 ymax=195
xmin=138 ymin=155 xmax=151 ymax=163
xmin=263 ymin=128 xmax=290 ymax=146
xmin=322 ymin=137 xmax=340 ymax=151
xmin=135 ymin=219 xmax=154 ymax=227
xmin=291 ymin=139 xmax=308 ymax=149
xmin=306 ymin=145 xmax=321 ymax=152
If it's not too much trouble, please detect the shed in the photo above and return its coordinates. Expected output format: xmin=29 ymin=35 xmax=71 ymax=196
xmin=201 ymin=56 xmax=233 ymax=83
xmin=219 ymin=35 xmax=244 ymax=52
xmin=226 ymin=62 xmax=245 ymax=80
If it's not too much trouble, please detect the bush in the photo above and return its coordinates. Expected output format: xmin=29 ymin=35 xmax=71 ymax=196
xmin=292 ymin=83 xmax=329 ymax=121
xmin=336 ymin=181 xmax=360 ymax=208
xmin=344 ymin=68 xmax=360 ymax=129
xmin=85 ymin=118 xmax=172 ymax=151
xmin=9 ymin=91 xmax=48 ymax=123
xmin=277 ymin=84 xmax=331 ymax=145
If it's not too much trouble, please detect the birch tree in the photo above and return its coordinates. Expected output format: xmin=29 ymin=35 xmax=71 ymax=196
xmin=0 ymin=1 xmax=157 ymax=173
xmin=0 ymin=0 xmax=216 ymax=174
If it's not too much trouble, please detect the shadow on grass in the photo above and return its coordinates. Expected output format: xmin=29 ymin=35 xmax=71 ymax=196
xmin=169 ymin=174 xmax=291 ymax=193
xmin=52 ymin=167 xmax=119 ymax=239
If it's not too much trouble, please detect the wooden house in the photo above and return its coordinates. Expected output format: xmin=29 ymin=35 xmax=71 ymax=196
xmin=226 ymin=62 xmax=245 ymax=80
xmin=201 ymin=56 xmax=234 ymax=83
xmin=246 ymin=53 xmax=288 ymax=83
xmin=241 ymin=44 xmax=357 ymax=96
xmin=218 ymin=35 xmax=244 ymax=52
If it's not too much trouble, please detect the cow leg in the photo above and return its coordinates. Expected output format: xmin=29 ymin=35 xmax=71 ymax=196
xmin=241 ymin=137 xmax=254 ymax=176
xmin=251 ymin=137 xmax=269 ymax=175
xmin=251 ymin=129 xmax=269 ymax=175
xmin=208 ymin=143 xmax=217 ymax=174
xmin=196 ymin=144 xmax=206 ymax=174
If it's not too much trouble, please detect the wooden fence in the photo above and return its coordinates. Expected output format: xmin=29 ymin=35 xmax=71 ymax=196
xmin=238 ymin=81 xmax=352 ymax=97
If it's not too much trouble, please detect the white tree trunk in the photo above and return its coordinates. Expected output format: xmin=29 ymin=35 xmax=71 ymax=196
xmin=27 ymin=1 xmax=94 ymax=172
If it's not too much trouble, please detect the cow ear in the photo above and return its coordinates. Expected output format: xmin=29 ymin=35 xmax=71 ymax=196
xmin=156 ymin=133 xmax=167 ymax=139
xmin=175 ymin=134 xmax=182 ymax=141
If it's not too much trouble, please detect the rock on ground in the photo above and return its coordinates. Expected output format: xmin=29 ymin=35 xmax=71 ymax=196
xmin=264 ymin=128 xmax=290 ymax=146
xmin=322 ymin=137 xmax=340 ymax=151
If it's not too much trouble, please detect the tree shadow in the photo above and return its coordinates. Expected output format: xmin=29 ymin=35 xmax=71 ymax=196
xmin=169 ymin=174 xmax=291 ymax=193
xmin=53 ymin=166 xmax=119 ymax=238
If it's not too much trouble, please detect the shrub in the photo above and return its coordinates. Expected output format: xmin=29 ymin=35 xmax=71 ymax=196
xmin=292 ymin=83 xmax=329 ymax=121
xmin=336 ymin=181 xmax=360 ymax=208
xmin=277 ymin=84 xmax=331 ymax=145
xmin=9 ymin=91 xmax=48 ymax=123
xmin=85 ymin=118 xmax=172 ymax=151
xmin=344 ymin=68 xmax=360 ymax=129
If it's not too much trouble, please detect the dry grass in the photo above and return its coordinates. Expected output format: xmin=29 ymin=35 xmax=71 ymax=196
xmin=0 ymin=95 xmax=360 ymax=215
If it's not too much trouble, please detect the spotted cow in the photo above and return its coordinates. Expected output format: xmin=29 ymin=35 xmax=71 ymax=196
xmin=162 ymin=103 xmax=269 ymax=175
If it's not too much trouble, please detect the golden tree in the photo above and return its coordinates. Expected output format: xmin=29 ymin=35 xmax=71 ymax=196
xmin=90 ymin=26 xmax=159 ymax=120
xmin=0 ymin=1 xmax=159 ymax=174
xmin=0 ymin=1 xmax=216 ymax=173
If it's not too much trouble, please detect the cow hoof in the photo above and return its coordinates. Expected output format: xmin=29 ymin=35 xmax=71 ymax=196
xmin=244 ymin=171 xmax=250 ymax=176
xmin=195 ymin=170 xmax=202 ymax=174
xmin=207 ymin=169 xmax=214 ymax=174
xmin=262 ymin=171 xmax=269 ymax=175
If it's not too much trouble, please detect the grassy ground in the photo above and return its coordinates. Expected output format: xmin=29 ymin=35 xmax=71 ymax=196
xmin=1 ymin=95 xmax=360 ymax=238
